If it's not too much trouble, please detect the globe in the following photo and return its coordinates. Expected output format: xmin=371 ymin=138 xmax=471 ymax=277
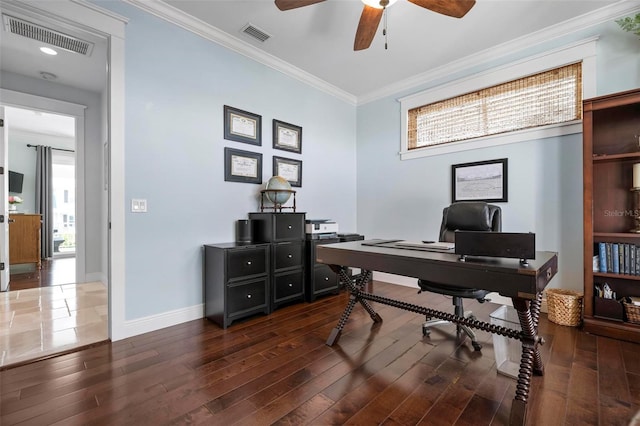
xmin=265 ymin=175 xmax=293 ymax=205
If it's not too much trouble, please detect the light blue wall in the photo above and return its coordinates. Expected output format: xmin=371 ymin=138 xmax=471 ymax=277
xmin=356 ymin=21 xmax=640 ymax=293
xmin=100 ymin=3 xmax=357 ymax=320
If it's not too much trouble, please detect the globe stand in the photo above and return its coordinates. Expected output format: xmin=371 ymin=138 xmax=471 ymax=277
xmin=260 ymin=189 xmax=296 ymax=212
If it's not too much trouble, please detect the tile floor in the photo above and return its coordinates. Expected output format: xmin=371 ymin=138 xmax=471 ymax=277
xmin=0 ymin=281 xmax=108 ymax=368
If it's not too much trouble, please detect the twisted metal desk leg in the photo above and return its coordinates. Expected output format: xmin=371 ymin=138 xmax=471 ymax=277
xmin=326 ymin=269 xmax=381 ymax=346
xmin=529 ymin=292 xmax=544 ymax=376
xmin=509 ymin=297 xmax=544 ymax=425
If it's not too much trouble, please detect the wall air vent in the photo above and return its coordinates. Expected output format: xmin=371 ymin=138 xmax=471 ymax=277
xmin=2 ymin=14 xmax=94 ymax=56
xmin=241 ymin=23 xmax=271 ymax=43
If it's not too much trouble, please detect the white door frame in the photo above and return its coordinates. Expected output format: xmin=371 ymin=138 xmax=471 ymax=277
xmin=0 ymin=107 xmax=9 ymax=292
xmin=0 ymin=91 xmax=87 ymax=284
xmin=6 ymin=0 xmax=127 ymax=340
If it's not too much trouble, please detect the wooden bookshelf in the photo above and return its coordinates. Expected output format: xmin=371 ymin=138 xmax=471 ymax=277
xmin=583 ymin=88 xmax=640 ymax=343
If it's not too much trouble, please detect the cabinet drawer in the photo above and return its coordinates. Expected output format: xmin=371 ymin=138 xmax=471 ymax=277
xmin=314 ymin=265 xmax=339 ymax=292
xmin=227 ymin=247 xmax=268 ymax=280
xmin=274 ymin=270 xmax=304 ymax=301
xmin=274 ymin=241 xmax=303 ymax=270
xmin=274 ymin=214 xmax=304 ymax=241
xmin=227 ymin=279 xmax=268 ymax=314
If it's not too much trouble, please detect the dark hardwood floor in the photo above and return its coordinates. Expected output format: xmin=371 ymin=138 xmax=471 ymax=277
xmin=8 ymin=257 xmax=76 ymax=291
xmin=1 ymin=281 xmax=639 ymax=425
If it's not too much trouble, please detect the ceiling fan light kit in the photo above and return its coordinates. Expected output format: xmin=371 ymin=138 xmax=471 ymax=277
xmin=274 ymin=0 xmax=475 ymax=51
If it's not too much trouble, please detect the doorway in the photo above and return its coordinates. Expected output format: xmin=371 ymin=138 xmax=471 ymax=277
xmin=0 ymin=0 xmax=116 ymax=367
xmin=0 ymin=0 xmax=126 ymax=347
xmin=5 ymin=106 xmax=77 ymax=291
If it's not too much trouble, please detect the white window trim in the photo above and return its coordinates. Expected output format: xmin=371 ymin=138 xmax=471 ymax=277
xmin=398 ymin=37 xmax=598 ymax=160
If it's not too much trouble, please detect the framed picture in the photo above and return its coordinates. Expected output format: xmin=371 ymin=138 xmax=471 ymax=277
xmin=224 ymin=105 xmax=262 ymax=145
xmin=224 ymin=147 xmax=262 ymax=184
xmin=273 ymin=156 xmax=302 ymax=187
xmin=273 ymin=119 xmax=302 ymax=153
xmin=452 ymin=158 xmax=508 ymax=203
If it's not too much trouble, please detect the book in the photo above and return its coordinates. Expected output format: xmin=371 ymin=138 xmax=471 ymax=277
xmin=624 ymin=243 xmax=631 ymax=275
xmin=612 ymin=243 xmax=619 ymax=274
xmin=598 ymin=242 xmax=607 ymax=273
xmin=606 ymin=243 xmax=613 ymax=273
xmin=631 ymin=244 xmax=636 ymax=275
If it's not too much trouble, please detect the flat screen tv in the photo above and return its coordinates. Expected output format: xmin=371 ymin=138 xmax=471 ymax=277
xmin=9 ymin=170 xmax=24 ymax=193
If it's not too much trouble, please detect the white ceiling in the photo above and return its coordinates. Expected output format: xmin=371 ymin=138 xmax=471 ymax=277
xmin=158 ymin=0 xmax=634 ymax=100
xmin=1 ymin=0 xmax=638 ymax=113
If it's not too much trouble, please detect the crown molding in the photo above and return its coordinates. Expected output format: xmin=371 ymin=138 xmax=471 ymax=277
xmin=123 ymin=0 xmax=357 ymax=105
xmin=357 ymin=1 xmax=640 ymax=105
xmin=119 ymin=0 xmax=639 ymax=107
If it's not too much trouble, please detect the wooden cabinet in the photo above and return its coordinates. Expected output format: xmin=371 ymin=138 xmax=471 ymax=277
xmin=583 ymin=88 xmax=640 ymax=343
xmin=9 ymin=214 xmax=42 ymax=269
xmin=249 ymin=212 xmax=306 ymax=309
xmin=204 ymin=242 xmax=270 ymax=328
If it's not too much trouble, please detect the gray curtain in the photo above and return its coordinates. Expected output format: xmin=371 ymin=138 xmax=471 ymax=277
xmin=35 ymin=146 xmax=53 ymax=259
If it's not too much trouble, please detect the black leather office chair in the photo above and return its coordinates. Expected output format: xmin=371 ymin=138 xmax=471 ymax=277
xmin=418 ymin=201 xmax=502 ymax=351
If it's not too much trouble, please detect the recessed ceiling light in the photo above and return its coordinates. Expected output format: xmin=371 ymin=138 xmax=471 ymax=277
xmin=40 ymin=47 xmax=57 ymax=55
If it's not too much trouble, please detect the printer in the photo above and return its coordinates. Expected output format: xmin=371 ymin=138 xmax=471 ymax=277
xmin=306 ymin=219 xmax=339 ymax=238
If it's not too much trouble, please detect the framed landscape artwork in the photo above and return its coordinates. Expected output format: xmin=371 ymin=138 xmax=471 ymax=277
xmin=452 ymin=158 xmax=508 ymax=203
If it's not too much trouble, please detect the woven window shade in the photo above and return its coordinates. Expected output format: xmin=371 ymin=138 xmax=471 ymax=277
xmin=407 ymin=63 xmax=582 ymax=149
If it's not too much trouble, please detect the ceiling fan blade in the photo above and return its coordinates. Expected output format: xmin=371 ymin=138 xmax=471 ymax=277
xmin=407 ymin=0 xmax=476 ymax=18
xmin=354 ymin=5 xmax=384 ymax=51
xmin=275 ymin=0 xmax=327 ymax=11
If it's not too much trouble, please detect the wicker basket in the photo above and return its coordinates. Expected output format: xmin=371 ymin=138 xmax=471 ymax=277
xmin=546 ymin=289 xmax=583 ymax=326
xmin=624 ymin=302 xmax=640 ymax=324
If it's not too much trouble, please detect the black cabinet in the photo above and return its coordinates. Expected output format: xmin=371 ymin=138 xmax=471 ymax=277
xmin=305 ymin=237 xmax=340 ymax=301
xmin=249 ymin=212 xmax=306 ymax=309
xmin=204 ymin=242 xmax=270 ymax=329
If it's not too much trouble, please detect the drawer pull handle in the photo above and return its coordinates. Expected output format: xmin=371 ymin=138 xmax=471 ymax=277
xmin=288 ymin=283 xmax=293 ymax=287
xmin=324 ymin=277 xmax=329 ymax=281
xmin=247 ymin=261 xmax=252 ymax=265
xmin=288 ymin=225 xmax=292 ymax=229
xmin=288 ymin=254 xmax=292 ymax=258
xmin=247 ymin=294 xmax=252 ymax=299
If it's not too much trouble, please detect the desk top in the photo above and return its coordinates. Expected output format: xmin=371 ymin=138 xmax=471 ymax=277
xmin=316 ymin=239 xmax=558 ymax=299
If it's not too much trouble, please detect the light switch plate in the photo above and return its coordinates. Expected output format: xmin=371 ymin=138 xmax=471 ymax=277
xmin=131 ymin=198 xmax=147 ymax=213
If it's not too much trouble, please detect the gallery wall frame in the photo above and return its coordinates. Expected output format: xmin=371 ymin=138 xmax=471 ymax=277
xmin=273 ymin=119 xmax=302 ymax=153
xmin=452 ymin=158 xmax=508 ymax=203
xmin=224 ymin=105 xmax=262 ymax=145
xmin=224 ymin=147 xmax=262 ymax=184
xmin=273 ymin=156 xmax=302 ymax=187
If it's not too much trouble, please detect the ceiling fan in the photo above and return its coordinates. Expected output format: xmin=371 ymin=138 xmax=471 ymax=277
xmin=274 ymin=0 xmax=476 ymax=51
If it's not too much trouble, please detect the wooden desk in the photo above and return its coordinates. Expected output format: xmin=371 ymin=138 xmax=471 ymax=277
xmin=9 ymin=214 xmax=42 ymax=269
xmin=316 ymin=240 xmax=558 ymax=426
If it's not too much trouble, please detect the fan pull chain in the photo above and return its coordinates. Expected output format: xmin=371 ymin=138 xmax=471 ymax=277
xmin=383 ymin=7 xmax=388 ymax=50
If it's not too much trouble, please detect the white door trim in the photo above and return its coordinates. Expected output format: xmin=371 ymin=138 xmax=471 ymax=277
xmin=8 ymin=0 xmax=127 ymax=341
xmin=0 ymin=90 xmax=87 ymax=284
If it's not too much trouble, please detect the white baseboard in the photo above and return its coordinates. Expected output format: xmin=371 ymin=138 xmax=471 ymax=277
xmin=119 ymin=304 xmax=204 ymax=340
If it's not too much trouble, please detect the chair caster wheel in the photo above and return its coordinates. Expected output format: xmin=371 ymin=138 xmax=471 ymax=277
xmin=422 ymin=327 xmax=431 ymax=337
xmin=472 ymin=341 xmax=482 ymax=351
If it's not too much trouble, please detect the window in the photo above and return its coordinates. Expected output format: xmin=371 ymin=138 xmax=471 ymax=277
xmin=408 ymin=63 xmax=582 ymax=150
xmin=398 ymin=38 xmax=597 ymax=160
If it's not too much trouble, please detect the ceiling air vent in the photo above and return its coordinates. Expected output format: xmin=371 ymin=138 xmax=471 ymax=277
xmin=2 ymin=14 xmax=94 ymax=56
xmin=241 ymin=23 xmax=271 ymax=43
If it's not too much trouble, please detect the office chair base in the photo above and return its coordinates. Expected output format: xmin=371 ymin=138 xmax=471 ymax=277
xmin=422 ymin=312 xmax=482 ymax=351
